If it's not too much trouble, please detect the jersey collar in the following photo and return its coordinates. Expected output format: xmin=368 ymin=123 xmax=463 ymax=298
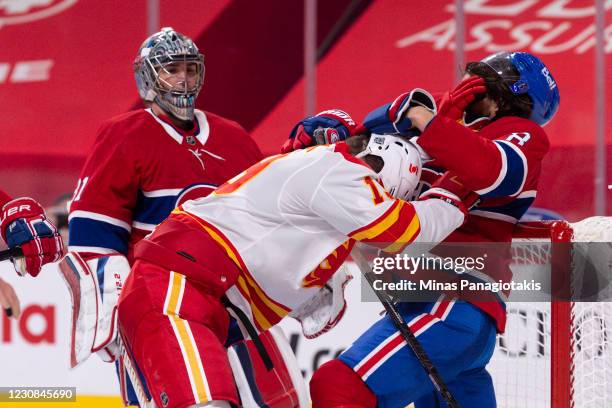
xmin=146 ymin=108 xmax=210 ymax=146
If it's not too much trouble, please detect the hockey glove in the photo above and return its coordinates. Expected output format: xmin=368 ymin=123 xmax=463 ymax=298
xmin=419 ymin=171 xmax=480 ymax=220
xmin=362 ymin=88 xmax=436 ymax=135
xmin=438 ymin=76 xmax=487 ymax=121
xmin=289 ymin=265 xmax=352 ymax=339
xmin=1 ymin=197 xmax=65 ymax=277
xmin=281 ymin=109 xmax=357 ymax=153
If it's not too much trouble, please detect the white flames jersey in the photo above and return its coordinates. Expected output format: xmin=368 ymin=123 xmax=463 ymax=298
xmin=179 ymin=144 xmax=462 ymax=329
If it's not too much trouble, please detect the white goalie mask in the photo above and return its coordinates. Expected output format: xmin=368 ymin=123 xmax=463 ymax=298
xmin=357 ymin=134 xmax=422 ymax=201
xmin=133 ymin=27 xmax=205 ymax=121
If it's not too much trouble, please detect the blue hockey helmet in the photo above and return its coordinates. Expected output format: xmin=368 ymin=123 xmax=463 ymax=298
xmin=481 ymin=52 xmax=560 ymax=126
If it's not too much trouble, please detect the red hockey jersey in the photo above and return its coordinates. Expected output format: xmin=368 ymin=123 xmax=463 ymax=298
xmin=417 ymin=115 xmax=550 ymax=332
xmin=68 ymin=108 xmax=262 ymax=261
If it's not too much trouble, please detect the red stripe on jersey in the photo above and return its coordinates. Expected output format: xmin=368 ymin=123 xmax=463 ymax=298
xmin=359 ymin=203 xmax=418 ymax=244
xmin=173 ymin=208 xmax=291 ymax=329
xmin=354 ymin=299 xmax=453 ymax=379
xmin=349 ymin=200 xmax=401 ymax=239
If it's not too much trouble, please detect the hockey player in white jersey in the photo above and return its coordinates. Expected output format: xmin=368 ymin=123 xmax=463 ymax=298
xmin=116 ymin=132 xmax=477 ymax=408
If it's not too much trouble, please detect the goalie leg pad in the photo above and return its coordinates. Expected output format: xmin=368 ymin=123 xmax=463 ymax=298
xmin=310 ymin=359 xmax=377 ymax=408
xmin=58 ymin=252 xmax=130 ymax=367
xmin=227 ymin=326 xmax=309 ymax=408
xmin=118 ymin=263 xmax=239 ymax=407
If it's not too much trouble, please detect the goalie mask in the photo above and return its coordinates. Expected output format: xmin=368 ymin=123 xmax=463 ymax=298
xmin=133 ymin=27 xmax=205 ymax=121
xmin=357 ymin=134 xmax=422 ymax=201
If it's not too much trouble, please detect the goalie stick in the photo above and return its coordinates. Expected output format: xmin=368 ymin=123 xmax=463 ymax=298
xmin=351 ymin=245 xmax=460 ymax=408
xmin=118 ymin=333 xmax=156 ymax=408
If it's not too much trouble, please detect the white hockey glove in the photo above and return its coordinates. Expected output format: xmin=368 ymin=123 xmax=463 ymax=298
xmin=289 ymin=265 xmax=352 ymax=339
xmin=58 ymin=252 xmax=130 ymax=367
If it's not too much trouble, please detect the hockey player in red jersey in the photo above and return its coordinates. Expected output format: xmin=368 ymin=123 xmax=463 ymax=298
xmin=116 ymin=131 xmax=477 ymax=408
xmin=284 ymin=52 xmax=560 ymax=407
xmin=61 ymin=27 xmax=262 ymax=404
xmin=0 ymin=189 xmax=64 ymax=317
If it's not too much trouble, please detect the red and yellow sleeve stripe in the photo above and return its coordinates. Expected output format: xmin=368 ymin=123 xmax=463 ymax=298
xmin=349 ymin=200 xmax=421 ymax=253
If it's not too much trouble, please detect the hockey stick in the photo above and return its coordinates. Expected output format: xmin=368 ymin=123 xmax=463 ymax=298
xmin=351 ymin=246 xmax=460 ymax=408
xmin=117 ymin=333 xmax=155 ymax=408
xmin=0 ymin=247 xmax=23 ymax=262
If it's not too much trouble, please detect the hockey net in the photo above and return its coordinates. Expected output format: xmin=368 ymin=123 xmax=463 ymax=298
xmin=489 ymin=216 xmax=612 ymax=408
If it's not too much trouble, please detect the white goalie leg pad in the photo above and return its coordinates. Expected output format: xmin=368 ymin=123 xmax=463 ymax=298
xmin=58 ymin=252 xmax=130 ymax=367
xmin=289 ymin=265 xmax=352 ymax=338
xmin=227 ymin=326 xmax=309 ymax=408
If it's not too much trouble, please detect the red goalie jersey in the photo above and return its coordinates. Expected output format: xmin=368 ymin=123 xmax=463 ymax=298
xmin=68 ymin=109 xmax=263 ymax=261
xmin=417 ymin=115 xmax=550 ymax=332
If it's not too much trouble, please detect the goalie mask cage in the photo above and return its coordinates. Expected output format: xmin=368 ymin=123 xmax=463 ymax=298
xmin=489 ymin=217 xmax=612 ymax=408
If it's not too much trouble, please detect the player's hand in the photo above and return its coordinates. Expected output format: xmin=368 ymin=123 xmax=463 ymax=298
xmin=0 ymin=197 xmax=65 ymax=277
xmin=419 ymin=171 xmax=480 ymax=219
xmin=0 ymin=278 xmax=20 ymax=319
xmin=281 ymin=109 xmax=357 ymax=153
xmin=362 ymin=88 xmax=436 ymax=135
xmin=437 ymin=76 xmax=487 ymax=121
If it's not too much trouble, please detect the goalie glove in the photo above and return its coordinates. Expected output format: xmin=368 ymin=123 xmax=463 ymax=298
xmin=362 ymin=88 xmax=436 ymax=136
xmin=281 ymin=109 xmax=357 ymax=153
xmin=289 ymin=265 xmax=352 ymax=339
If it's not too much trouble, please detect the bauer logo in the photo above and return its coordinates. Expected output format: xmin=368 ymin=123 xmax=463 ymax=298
xmin=319 ymin=109 xmax=355 ymax=126
xmin=0 ymin=0 xmax=77 ymax=28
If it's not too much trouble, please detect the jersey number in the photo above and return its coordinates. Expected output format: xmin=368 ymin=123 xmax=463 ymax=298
xmin=364 ymin=176 xmax=388 ymax=205
xmin=506 ymin=132 xmax=531 ymax=146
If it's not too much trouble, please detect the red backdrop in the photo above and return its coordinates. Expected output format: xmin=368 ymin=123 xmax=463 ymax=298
xmin=0 ymin=0 xmax=610 ymax=220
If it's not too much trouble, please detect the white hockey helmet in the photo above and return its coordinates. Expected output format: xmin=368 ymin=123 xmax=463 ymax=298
xmin=357 ymin=134 xmax=422 ymax=201
xmin=133 ymin=27 xmax=205 ymax=121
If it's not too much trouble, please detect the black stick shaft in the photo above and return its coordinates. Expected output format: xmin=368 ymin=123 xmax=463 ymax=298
xmin=0 ymin=247 xmax=23 ymax=262
xmin=352 ymin=247 xmax=460 ymax=408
